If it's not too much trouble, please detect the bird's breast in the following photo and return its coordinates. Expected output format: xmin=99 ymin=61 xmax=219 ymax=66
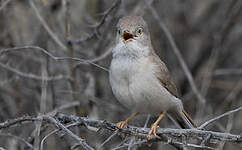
xmin=109 ymin=56 xmax=181 ymax=113
xmin=109 ymin=56 xmax=141 ymax=109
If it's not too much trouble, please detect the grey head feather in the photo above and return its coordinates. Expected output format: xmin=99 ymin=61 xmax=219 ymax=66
xmin=116 ymin=16 xmax=152 ymax=48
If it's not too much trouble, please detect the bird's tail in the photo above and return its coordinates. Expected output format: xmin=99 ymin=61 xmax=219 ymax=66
xmin=169 ymin=109 xmax=196 ymax=129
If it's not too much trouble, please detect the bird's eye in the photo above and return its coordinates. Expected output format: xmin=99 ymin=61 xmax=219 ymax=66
xmin=136 ymin=27 xmax=143 ymax=36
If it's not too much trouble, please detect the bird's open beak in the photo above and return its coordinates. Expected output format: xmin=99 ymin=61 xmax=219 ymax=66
xmin=122 ymin=32 xmax=134 ymax=43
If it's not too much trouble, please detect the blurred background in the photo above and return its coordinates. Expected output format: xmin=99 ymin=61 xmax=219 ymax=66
xmin=0 ymin=0 xmax=242 ymax=149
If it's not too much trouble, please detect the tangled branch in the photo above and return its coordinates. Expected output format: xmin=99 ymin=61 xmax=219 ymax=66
xmin=1 ymin=107 xmax=241 ymax=150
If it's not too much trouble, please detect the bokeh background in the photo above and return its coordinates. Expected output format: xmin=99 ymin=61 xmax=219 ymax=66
xmin=0 ymin=0 xmax=242 ymax=149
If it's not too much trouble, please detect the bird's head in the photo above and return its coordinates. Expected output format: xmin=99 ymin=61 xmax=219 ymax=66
xmin=116 ymin=16 xmax=151 ymax=47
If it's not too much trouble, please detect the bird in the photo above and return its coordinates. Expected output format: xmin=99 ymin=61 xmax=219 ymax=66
xmin=109 ymin=15 xmax=196 ymax=138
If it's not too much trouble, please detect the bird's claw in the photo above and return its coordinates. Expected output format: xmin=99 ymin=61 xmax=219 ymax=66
xmin=147 ymin=124 xmax=161 ymax=140
xmin=116 ymin=120 xmax=128 ymax=128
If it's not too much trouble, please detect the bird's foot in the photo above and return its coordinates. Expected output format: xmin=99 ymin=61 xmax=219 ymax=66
xmin=116 ymin=120 xmax=129 ymax=128
xmin=116 ymin=112 xmax=140 ymax=129
xmin=147 ymin=123 xmax=161 ymax=140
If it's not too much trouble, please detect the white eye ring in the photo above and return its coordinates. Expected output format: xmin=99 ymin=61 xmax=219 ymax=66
xmin=136 ymin=27 xmax=143 ymax=36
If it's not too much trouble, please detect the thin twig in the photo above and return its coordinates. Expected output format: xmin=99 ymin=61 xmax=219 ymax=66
xmin=219 ymin=79 xmax=242 ymax=110
xmin=111 ymin=138 xmax=130 ymax=150
xmin=201 ymin=0 xmax=241 ymax=97
xmin=128 ymin=137 xmax=135 ymax=150
xmin=1 ymin=113 xmax=241 ymax=149
xmin=143 ymin=114 xmax=150 ymax=129
xmin=184 ymin=143 xmax=216 ymax=150
xmin=40 ymin=122 xmax=80 ymax=150
xmin=0 ymin=76 xmax=16 ymax=86
xmin=34 ymin=116 xmax=42 ymax=150
xmin=69 ymin=0 xmax=121 ymax=43
xmin=111 ymin=139 xmax=146 ymax=150
xmin=0 ymin=46 xmax=109 ymax=72
xmin=56 ymin=113 xmax=242 ymax=143
xmin=0 ymin=115 xmax=38 ymax=130
xmin=0 ymin=62 xmax=70 ymax=81
xmin=214 ymin=68 xmax=242 ymax=76
xmin=0 ymin=133 xmax=34 ymax=149
xmin=29 ymin=0 xmax=67 ymax=51
xmin=46 ymin=101 xmax=80 ymax=116
xmin=43 ymin=115 xmax=95 ymax=150
xmin=218 ymin=112 xmax=235 ymax=149
xmin=199 ymin=106 xmax=242 ymax=129
xmin=0 ymin=0 xmax=11 ymax=11
xmin=74 ymin=48 xmax=112 ymax=69
xmin=98 ymin=130 xmax=119 ymax=149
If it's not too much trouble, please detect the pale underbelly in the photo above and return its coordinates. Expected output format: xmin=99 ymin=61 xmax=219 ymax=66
xmin=109 ymin=56 xmax=182 ymax=114
xmin=110 ymin=73 xmax=182 ymax=114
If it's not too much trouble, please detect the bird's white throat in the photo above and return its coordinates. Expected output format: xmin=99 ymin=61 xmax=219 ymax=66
xmin=112 ymin=39 xmax=150 ymax=59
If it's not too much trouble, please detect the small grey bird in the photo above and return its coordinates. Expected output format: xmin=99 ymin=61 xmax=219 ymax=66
xmin=109 ymin=16 xmax=196 ymax=138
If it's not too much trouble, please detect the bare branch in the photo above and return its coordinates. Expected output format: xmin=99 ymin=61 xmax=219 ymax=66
xmin=46 ymin=101 xmax=80 ymax=116
xmin=199 ymin=106 xmax=242 ymax=129
xmin=0 ymin=133 xmax=33 ymax=149
xmin=0 ymin=46 xmax=109 ymax=72
xmin=43 ymin=115 xmax=95 ymax=150
xmin=0 ymin=62 xmax=70 ymax=81
xmin=40 ymin=122 xmax=79 ymax=150
xmin=2 ymin=1 xmax=242 ymax=150
xmin=98 ymin=130 xmax=119 ymax=149
xmin=56 ymin=113 xmax=241 ymax=143
xmin=1 ymin=113 xmax=242 ymax=150
xmin=68 ymin=0 xmax=121 ymax=43
xmin=0 ymin=115 xmax=94 ymax=150
xmin=74 ymin=47 xmax=112 ymax=70
xmin=29 ymin=0 xmax=67 ymax=51
xmin=0 ymin=0 xmax=11 ymax=11
xmin=214 ymin=68 xmax=242 ymax=76
xmin=0 ymin=115 xmax=38 ymax=130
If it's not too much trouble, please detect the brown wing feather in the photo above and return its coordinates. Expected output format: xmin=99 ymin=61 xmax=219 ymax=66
xmin=149 ymin=52 xmax=179 ymax=98
xmin=148 ymin=52 xmax=196 ymax=128
xmin=182 ymin=110 xmax=197 ymax=128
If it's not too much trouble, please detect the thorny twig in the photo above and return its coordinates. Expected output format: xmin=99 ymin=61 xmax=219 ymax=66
xmin=1 ymin=110 xmax=242 ymax=150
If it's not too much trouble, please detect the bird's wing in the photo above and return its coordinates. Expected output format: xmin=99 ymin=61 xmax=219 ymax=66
xmin=149 ymin=52 xmax=197 ymax=128
xmin=150 ymin=52 xmax=179 ymax=98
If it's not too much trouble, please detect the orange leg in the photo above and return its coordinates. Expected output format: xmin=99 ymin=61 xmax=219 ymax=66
xmin=148 ymin=113 xmax=164 ymax=139
xmin=116 ymin=112 xmax=139 ymax=128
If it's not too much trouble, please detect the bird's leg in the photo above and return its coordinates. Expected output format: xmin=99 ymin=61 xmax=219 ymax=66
xmin=116 ymin=112 xmax=139 ymax=128
xmin=148 ymin=113 xmax=164 ymax=139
